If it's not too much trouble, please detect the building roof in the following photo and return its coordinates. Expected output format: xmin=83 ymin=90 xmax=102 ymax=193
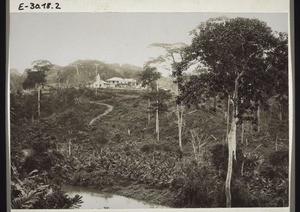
xmin=93 ymin=80 xmax=108 ymax=84
xmin=124 ymin=79 xmax=137 ymax=82
xmin=106 ymin=77 xmax=137 ymax=83
xmin=106 ymin=77 xmax=124 ymax=82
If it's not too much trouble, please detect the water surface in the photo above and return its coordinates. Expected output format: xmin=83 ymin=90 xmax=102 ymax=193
xmin=62 ymin=184 xmax=169 ymax=209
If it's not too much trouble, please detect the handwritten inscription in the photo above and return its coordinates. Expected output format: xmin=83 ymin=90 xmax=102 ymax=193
xmin=18 ymin=3 xmax=61 ymax=10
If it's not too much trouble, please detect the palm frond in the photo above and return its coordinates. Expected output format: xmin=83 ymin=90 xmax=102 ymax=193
xmin=11 ymin=190 xmax=43 ymax=209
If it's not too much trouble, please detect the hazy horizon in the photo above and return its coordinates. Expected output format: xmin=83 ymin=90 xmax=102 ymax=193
xmin=10 ymin=12 xmax=288 ymax=75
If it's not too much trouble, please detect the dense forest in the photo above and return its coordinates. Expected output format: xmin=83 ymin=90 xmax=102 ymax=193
xmin=10 ymin=17 xmax=289 ymax=209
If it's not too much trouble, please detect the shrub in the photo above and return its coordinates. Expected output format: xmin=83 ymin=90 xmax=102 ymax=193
xmin=268 ymin=149 xmax=289 ymax=168
xmin=171 ymin=160 xmax=225 ymax=207
xmin=11 ymin=164 xmax=82 ymax=209
xmin=113 ymin=133 xmax=123 ymax=143
xmin=229 ymin=149 xmax=289 ymax=207
xmin=33 ymin=186 xmax=83 ymax=209
xmin=140 ymin=143 xmax=160 ymax=153
xmin=140 ymin=144 xmax=151 ymax=153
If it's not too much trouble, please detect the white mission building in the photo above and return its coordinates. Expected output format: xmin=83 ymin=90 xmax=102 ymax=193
xmin=106 ymin=77 xmax=137 ymax=88
xmin=90 ymin=74 xmax=137 ymax=89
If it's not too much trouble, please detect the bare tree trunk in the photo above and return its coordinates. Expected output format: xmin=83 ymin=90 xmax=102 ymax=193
xmin=257 ymin=102 xmax=261 ymax=132
xmin=148 ymin=98 xmax=151 ymax=125
xmin=275 ymin=135 xmax=278 ymax=151
xmin=225 ymin=94 xmax=231 ymax=143
xmin=225 ymin=115 xmax=236 ymax=207
xmin=241 ymin=160 xmax=245 ymax=176
xmin=190 ymin=130 xmax=198 ymax=161
xmin=213 ymin=96 xmax=217 ymax=111
xmin=156 ymin=83 xmax=159 ymax=141
xmin=225 ymin=78 xmax=239 ymax=208
xmin=191 ymin=141 xmax=197 ymax=161
xmin=156 ymin=109 xmax=159 ymax=141
xmin=68 ymin=139 xmax=72 ymax=156
xmin=241 ymin=122 xmax=244 ymax=144
xmin=177 ymin=104 xmax=183 ymax=151
xmin=37 ymin=85 xmax=41 ymax=123
xmin=279 ymin=102 xmax=283 ymax=123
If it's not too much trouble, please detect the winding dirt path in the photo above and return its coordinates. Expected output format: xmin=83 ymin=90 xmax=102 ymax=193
xmin=89 ymin=101 xmax=114 ymax=125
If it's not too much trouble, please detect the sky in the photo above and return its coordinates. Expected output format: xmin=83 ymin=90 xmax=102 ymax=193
xmin=9 ymin=12 xmax=288 ymax=75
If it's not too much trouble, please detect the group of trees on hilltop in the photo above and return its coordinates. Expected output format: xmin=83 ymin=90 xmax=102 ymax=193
xmin=55 ymin=60 xmax=142 ymax=88
xmin=11 ymin=60 xmax=143 ymax=92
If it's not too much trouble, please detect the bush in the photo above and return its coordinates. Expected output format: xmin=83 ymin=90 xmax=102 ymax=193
xmin=33 ymin=186 xmax=83 ymax=209
xmin=229 ymin=149 xmax=289 ymax=207
xmin=140 ymin=144 xmax=151 ymax=153
xmin=91 ymin=90 xmax=117 ymax=101
xmin=268 ymin=149 xmax=289 ymax=168
xmin=113 ymin=133 xmax=123 ymax=143
xmin=171 ymin=160 xmax=225 ymax=207
xmin=11 ymin=164 xmax=82 ymax=209
xmin=140 ymin=143 xmax=160 ymax=153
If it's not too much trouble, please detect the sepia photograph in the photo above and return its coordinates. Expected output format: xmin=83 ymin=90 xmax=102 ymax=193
xmin=8 ymin=1 xmax=291 ymax=210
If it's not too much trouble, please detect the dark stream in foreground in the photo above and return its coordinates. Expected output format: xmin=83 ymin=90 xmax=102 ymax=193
xmin=62 ymin=185 xmax=169 ymax=209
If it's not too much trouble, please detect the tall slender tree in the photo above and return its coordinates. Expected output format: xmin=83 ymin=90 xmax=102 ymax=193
xmin=139 ymin=66 xmax=161 ymax=125
xmin=22 ymin=60 xmax=53 ymax=122
xmin=147 ymin=88 xmax=173 ymax=141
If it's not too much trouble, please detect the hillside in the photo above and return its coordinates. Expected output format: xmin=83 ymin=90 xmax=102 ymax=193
xmin=10 ymin=87 xmax=289 ymax=208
